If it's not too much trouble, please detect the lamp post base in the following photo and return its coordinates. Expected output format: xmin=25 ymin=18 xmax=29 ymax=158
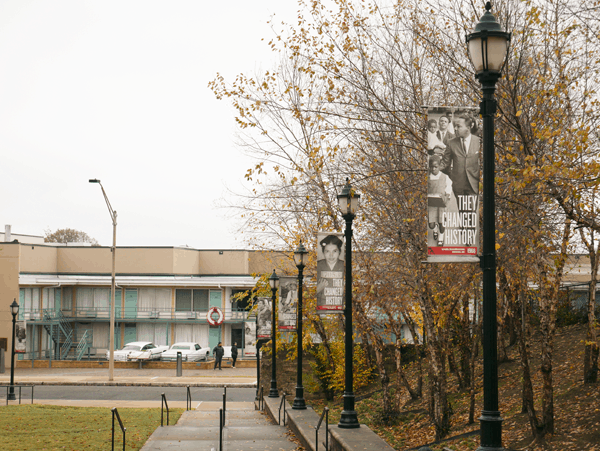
xmin=477 ymin=411 xmax=504 ymax=450
xmin=338 ymin=409 xmax=360 ymax=428
xmin=7 ymin=391 xmax=16 ymax=401
xmin=268 ymin=379 xmax=279 ymax=398
xmin=292 ymin=386 xmax=306 ymax=410
xmin=338 ymin=391 xmax=360 ymax=429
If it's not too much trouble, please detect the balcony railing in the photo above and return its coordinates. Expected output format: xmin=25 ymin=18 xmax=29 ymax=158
xmin=21 ymin=307 xmax=251 ymax=322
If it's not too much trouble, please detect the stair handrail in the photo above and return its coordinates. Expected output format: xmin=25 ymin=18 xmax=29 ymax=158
xmin=75 ymin=329 xmax=92 ymax=360
xmin=219 ymin=407 xmax=224 ymax=451
xmin=161 ymin=393 xmax=169 ymax=426
xmin=111 ymin=407 xmax=126 ymax=451
xmin=278 ymin=392 xmax=287 ymax=426
xmin=222 ymin=386 xmax=227 ymax=425
xmin=315 ymin=406 xmax=329 ymax=451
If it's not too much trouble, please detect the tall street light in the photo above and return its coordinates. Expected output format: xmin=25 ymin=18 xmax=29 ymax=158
xmin=268 ymin=269 xmax=280 ymax=398
xmin=466 ymin=2 xmax=510 ymax=450
xmin=89 ymin=179 xmax=118 ymax=382
xmin=292 ymin=242 xmax=308 ymax=410
xmin=337 ymin=178 xmax=360 ymax=428
xmin=8 ymin=299 xmax=19 ymax=401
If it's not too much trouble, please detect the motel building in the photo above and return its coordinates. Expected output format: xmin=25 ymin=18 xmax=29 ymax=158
xmin=0 ymin=228 xmax=287 ymax=368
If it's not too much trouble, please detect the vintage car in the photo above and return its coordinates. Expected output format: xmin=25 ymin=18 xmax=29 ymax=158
xmin=161 ymin=342 xmax=211 ymax=362
xmin=108 ymin=341 xmax=169 ymax=362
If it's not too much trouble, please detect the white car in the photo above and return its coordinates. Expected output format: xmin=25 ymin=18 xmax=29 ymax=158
xmin=108 ymin=342 xmax=169 ymax=362
xmin=161 ymin=342 xmax=211 ymax=362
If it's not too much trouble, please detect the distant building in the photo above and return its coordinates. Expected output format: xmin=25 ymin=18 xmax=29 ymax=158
xmin=0 ymin=236 xmax=290 ymax=367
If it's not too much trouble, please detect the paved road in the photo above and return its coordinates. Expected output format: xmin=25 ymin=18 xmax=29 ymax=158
xmin=15 ymin=385 xmax=256 ymax=402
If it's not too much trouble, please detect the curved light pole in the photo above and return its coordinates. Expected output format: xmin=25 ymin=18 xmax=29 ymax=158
xmin=268 ymin=270 xmax=280 ymax=398
xmin=89 ymin=179 xmax=118 ymax=382
xmin=292 ymin=242 xmax=308 ymax=410
xmin=466 ymin=2 xmax=510 ymax=450
xmin=8 ymin=299 xmax=19 ymax=401
xmin=337 ymin=178 xmax=361 ymax=429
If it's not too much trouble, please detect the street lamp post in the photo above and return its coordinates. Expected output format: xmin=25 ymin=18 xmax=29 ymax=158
xmin=337 ymin=178 xmax=360 ymax=429
xmin=89 ymin=179 xmax=118 ymax=382
xmin=268 ymin=270 xmax=280 ymax=398
xmin=8 ymin=299 xmax=19 ymax=401
xmin=292 ymin=242 xmax=308 ymax=410
xmin=466 ymin=3 xmax=510 ymax=450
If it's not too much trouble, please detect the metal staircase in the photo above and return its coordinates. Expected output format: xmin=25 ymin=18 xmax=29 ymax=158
xmin=75 ymin=329 xmax=93 ymax=360
xmin=42 ymin=310 xmax=93 ymax=360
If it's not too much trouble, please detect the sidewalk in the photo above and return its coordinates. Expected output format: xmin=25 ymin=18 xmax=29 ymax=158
xmin=0 ymin=366 xmax=257 ymax=387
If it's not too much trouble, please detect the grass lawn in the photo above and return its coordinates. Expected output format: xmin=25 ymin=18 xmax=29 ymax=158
xmin=0 ymin=404 xmax=184 ymax=451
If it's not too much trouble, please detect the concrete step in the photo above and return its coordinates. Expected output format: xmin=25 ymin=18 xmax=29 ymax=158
xmin=141 ymin=406 xmax=300 ymax=451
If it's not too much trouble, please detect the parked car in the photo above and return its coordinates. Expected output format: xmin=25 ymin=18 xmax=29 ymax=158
xmin=108 ymin=341 xmax=169 ymax=362
xmin=161 ymin=342 xmax=211 ymax=362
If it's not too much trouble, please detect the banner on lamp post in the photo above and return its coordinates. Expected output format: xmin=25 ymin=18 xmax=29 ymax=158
xmin=243 ymin=322 xmax=257 ymax=357
xmin=425 ymin=105 xmax=481 ymax=263
xmin=255 ymin=297 xmax=272 ymax=339
xmin=15 ymin=320 xmax=26 ymax=354
xmin=316 ymin=231 xmax=345 ymax=314
xmin=278 ymin=276 xmax=297 ymax=331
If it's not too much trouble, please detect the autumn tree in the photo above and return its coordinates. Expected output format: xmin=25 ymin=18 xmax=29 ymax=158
xmin=212 ymin=0 xmax=600 ymax=443
xmin=44 ymin=228 xmax=99 ymax=246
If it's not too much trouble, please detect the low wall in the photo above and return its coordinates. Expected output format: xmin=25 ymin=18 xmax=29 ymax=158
xmin=16 ymin=358 xmax=256 ymax=370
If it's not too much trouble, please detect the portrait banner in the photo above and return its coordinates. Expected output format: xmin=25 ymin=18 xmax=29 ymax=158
xmin=316 ymin=231 xmax=345 ymax=314
xmin=425 ymin=105 xmax=480 ymax=263
xmin=243 ymin=321 xmax=256 ymax=357
xmin=278 ymin=276 xmax=297 ymax=331
xmin=255 ymin=297 xmax=272 ymax=339
xmin=15 ymin=320 xmax=26 ymax=353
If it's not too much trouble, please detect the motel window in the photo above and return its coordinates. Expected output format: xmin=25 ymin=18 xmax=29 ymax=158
xmin=176 ymin=289 xmax=209 ymax=312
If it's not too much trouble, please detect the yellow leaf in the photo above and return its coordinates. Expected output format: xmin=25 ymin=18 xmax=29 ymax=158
xmin=516 ymin=110 xmax=522 ymax=117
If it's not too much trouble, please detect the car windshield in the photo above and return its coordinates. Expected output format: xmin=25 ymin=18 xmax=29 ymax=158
xmin=171 ymin=345 xmax=190 ymax=350
xmin=122 ymin=345 xmax=141 ymax=351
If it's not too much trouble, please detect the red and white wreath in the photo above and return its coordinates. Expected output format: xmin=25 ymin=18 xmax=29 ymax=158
xmin=207 ymin=306 xmax=224 ymax=326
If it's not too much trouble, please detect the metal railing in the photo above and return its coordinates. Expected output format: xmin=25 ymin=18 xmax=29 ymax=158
xmin=219 ymin=407 xmax=224 ymax=451
xmin=75 ymin=329 xmax=92 ymax=360
xmin=222 ymin=386 xmax=227 ymax=424
xmin=186 ymin=385 xmax=192 ymax=411
xmin=278 ymin=392 xmax=287 ymax=426
xmin=256 ymin=386 xmax=264 ymax=411
xmin=5 ymin=385 xmax=34 ymax=405
xmin=315 ymin=406 xmax=329 ymax=451
xmin=111 ymin=408 xmax=126 ymax=451
xmin=161 ymin=393 xmax=169 ymax=426
xmin=24 ymin=306 xmax=252 ymax=322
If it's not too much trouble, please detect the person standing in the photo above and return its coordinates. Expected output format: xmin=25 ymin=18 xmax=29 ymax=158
xmin=213 ymin=342 xmax=224 ymax=370
xmin=231 ymin=342 xmax=238 ymax=368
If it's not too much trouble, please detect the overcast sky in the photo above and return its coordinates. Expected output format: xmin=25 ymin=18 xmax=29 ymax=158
xmin=0 ymin=0 xmax=298 ymax=249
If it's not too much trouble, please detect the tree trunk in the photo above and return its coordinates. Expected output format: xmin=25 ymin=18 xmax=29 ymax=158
xmin=538 ymin=219 xmax=571 ymax=437
xmin=584 ymin=252 xmax=599 ymax=383
xmin=394 ymin=339 xmax=419 ymax=401
xmin=517 ymin=293 xmax=542 ymax=437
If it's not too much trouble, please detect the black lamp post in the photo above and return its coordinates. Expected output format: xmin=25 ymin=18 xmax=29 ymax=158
xmin=268 ymin=269 xmax=280 ymax=398
xmin=337 ymin=178 xmax=361 ymax=429
xmin=292 ymin=242 xmax=308 ymax=410
xmin=8 ymin=299 xmax=19 ymax=401
xmin=466 ymin=2 xmax=510 ymax=450
xmin=89 ymin=178 xmax=118 ymax=382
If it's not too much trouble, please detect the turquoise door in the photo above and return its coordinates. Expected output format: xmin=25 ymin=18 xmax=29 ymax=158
xmin=125 ymin=289 xmax=137 ymax=319
xmin=114 ymin=289 xmax=122 ymax=319
xmin=114 ymin=324 xmax=121 ymax=350
xmin=209 ymin=327 xmax=220 ymax=355
xmin=124 ymin=325 xmax=137 ymax=345
xmin=54 ymin=290 xmax=61 ymax=316
xmin=209 ymin=291 xmax=222 ymax=308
